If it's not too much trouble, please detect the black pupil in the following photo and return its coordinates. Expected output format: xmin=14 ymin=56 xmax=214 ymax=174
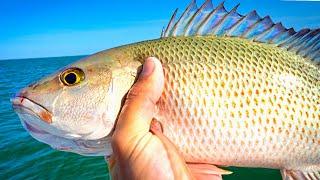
xmin=65 ymin=73 xmax=77 ymax=84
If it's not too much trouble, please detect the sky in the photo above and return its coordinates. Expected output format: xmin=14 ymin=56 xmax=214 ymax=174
xmin=0 ymin=0 xmax=319 ymax=60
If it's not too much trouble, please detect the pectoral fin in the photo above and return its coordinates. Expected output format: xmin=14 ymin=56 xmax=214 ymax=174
xmin=281 ymin=168 xmax=320 ymax=180
xmin=187 ymin=163 xmax=232 ymax=180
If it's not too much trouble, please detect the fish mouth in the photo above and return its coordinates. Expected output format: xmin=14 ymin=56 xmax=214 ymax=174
xmin=11 ymin=96 xmax=52 ymax=124
xmin=11 ymin=96 xmax=112 ymax=156
xmin=23 ymin=120 xmax=49 ymax=135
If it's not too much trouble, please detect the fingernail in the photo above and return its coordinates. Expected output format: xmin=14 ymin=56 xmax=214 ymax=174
xmin=140 ymin=58 xmax=155 ymax=78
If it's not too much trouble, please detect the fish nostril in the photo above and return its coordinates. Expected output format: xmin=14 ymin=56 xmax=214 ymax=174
xmin=28 ymin=83 xmax=35 ymax=87
xmin=15 ymin=83 xmax=38 ymax=98
xmin=15 ymin=89 xmax=29 ymax=98
xmin=28 ymin=83 xmax=39 ymax=90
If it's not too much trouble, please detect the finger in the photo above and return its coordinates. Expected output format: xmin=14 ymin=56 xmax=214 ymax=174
xmin=150 ymin=124 xmax=193 ymax=179
xmin=192 ymin=173 xmax=222 ymax=180
xmin=113 ymin=57 xmax=164 ymax=138
xmin=107 ymin=155 xmax=119 ymax=180
xmin=187 ymin=163 xmax=231 ymax=175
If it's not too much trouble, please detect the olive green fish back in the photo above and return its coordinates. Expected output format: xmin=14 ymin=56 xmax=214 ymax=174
xmin=162 ymin=0 xmax=320 ymax=66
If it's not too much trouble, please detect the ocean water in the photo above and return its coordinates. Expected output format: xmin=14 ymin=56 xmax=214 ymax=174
xmin=0 ymin=56 xmax=281 ymax=179
xmin=0 ymin=56 xmax=109 ymax=179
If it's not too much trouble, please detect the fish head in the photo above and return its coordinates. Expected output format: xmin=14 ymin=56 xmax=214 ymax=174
xmin=11 ymin=50 xmax=140 ymax=156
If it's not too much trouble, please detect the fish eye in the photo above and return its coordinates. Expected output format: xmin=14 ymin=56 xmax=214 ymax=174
xmin=60 ymin=68 xmax=85 ymax=86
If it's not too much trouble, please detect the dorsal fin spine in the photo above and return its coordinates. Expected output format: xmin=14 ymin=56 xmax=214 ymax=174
xmin=270 ymin=28 xmax=295 ymax=44
xmin=163 ymin=9 xmax=178 ymax=37
xmin=225 ymin=10 xmax=259 ymax=37
xmin=266 ymin=23 xmax=286 ymax=42
xmin=303 ymin=32 xmax=320 ymax=55
xmin=266 ymin=23 xmax=286 ymax=43
xmin=255 ymin=23 xmax=285 ymax=43
xmin=279 ymin=29 xmax=310 ymax=48
xmin=244 ymin=16 xmax=274 ymax=39
xmin=212 ymin=4 xmax=241 ymax=36
xmin=304 ymin=34 xmax=320 ymax=58
xmin=184 ymin=0 xmax=213 ymax=36
xmin=196 ymin=2 xmax=226 ymax=35
xmin=171 ymin=0 xmax=197 ymax=36
xmin=298 ymin=35 xmax=319 ymax=57
xmin=290 ymin=29 xmax=318 ymax=52
xmin=296 ymin=29 xmax=320 ymax=53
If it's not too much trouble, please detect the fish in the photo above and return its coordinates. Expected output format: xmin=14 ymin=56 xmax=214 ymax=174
xmin=11 ymin=0 xmax=319 ymax=179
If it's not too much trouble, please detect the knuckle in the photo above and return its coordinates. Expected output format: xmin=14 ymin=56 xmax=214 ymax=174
xmin=126 ymin=83 xmax=156 ymax=106
xmin=126 ymin=84 xmax=144 ymax=99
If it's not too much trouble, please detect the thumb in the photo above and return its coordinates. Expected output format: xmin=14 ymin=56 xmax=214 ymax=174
xmin=113 ymin=57 xmax=164 ymax=139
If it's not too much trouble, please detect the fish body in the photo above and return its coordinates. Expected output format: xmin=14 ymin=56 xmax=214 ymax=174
xmin=12 ymin=1 xmax=319 ymax=179
xmin=104 ymin=36 xmax=320 ymax=170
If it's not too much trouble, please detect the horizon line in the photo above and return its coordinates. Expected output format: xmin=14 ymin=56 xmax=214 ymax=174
xmin=0 ymin=54 xmax=87 ymax=61
xmin=281 ymin=0 xmax=320 ymax=1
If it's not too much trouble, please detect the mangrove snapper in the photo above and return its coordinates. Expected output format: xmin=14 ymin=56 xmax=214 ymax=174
xmin=12 ymin=0 xmax=319 ymax=179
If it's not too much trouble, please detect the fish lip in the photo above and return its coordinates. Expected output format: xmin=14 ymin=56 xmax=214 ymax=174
xmin=23 ymin=120 xmax=49 ymax=135
xmin=11 ymin=97 xmax=111 ymax=155
xmin=11 ymin=96 xmax=53 ymax=124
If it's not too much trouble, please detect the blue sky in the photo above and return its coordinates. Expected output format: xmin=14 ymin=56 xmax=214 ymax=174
xmin=0 ymin=0 xmax=319 ymax=60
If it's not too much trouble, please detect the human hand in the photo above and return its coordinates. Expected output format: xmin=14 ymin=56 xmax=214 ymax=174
xmin=107 ymin=57 xmax=224 ymax=180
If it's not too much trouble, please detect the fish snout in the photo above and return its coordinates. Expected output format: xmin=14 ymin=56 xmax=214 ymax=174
xmin=27 ymin=82 xmax=39 ymax=89
xmin=15 ymin=88 xmax=29 ymax=98
xmin=12 ymin=87 xmax=53 ymax=124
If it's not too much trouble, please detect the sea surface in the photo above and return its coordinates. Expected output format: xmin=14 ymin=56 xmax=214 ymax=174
xmin=0 ymin=56 xmax=281 ymax=179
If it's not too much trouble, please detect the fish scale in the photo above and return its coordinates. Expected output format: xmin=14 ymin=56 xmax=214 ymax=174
xmin=120 ymin=36 xmax=320 ymax=169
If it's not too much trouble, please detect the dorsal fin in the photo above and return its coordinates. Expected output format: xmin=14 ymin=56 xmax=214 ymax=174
xmin=162 ymin=0 xmax=320 ymax=65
